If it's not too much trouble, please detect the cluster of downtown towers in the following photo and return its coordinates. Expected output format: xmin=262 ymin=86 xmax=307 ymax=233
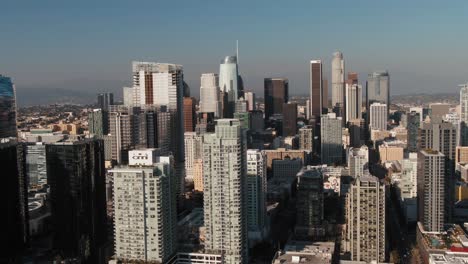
xmin=5 ymin=49 xmax=464 ymax=264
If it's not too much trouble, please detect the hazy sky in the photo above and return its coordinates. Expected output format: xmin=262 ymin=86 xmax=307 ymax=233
xmin=1 ymin=0 xmax=468 ymax=101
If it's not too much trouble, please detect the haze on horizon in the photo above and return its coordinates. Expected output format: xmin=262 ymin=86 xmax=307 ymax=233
xmin=1 ymin=0 xmax=468 ymax=105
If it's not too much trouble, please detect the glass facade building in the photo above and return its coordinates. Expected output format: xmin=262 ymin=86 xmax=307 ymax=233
xmin=0 ymin=75 xmax=17 ymax=138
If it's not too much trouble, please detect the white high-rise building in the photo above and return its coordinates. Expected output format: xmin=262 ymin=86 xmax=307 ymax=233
xmin=219 ymin=56 xmax=239 ymax=117
xmin=331 ymin=51 xmax=345 ymax=108
xmin=460 ymin=83 xmax=468 ymax=123
xmin=347 ymin=146 xmax=368 ymax=178
xmin=111 ymin=149 xmax=177 ymax=263
xmin=245 ymin=92 xmax=256 ymax=111
xmin=345 ymin=84 xmax=362 ymax=123
xmin=345 ymin=174 xmax=386 ymax=263
xmin=369 ymin=102 xmax=387 ymax=131
xmin=184 ymin=132 xmax=203 ymax=181
xmin=417 ymin=149 xmax=445 ymax=232
xmin=397 ymin=152 xmax=418 ymax=223
xmin=200 ymin=73 xmax=222 ymax=117
xmin=203 ymin=119 xmax=248 ymax=263
xmin=321 ymin=113 xmax=343 ymax=165
xmin=123 ymin=87 xmax=133 ymax=107
xmin=246 ymin=149 xmax=267 ymax=245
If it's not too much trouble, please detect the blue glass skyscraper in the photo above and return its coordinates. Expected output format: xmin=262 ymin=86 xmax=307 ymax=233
xmin=0 ymin=75 xmax=17 ymax=138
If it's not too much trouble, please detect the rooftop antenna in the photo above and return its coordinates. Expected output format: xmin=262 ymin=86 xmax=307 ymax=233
xmin=236 ymin=40 xmax=239 ymax=63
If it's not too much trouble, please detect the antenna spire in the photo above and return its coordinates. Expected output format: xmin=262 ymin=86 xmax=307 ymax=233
xmin=236 ymin=40 xmax=239 ymax=63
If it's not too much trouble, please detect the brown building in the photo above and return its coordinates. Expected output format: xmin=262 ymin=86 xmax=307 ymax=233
xmin=283 ymin=103 xmax=297 ymax=136
xmin=193 ymin=159 xmax=203 ymax=192
xmin=379 ymin=145 xmax=404 ymax=162
xmin=183 ymin=97 xmax=196 ymax=132
xmin=264 ymin=148 xmax=308 ymax=170
xmin=264 ymin=78 xmax=288 ymax=120
xmin=346 ymin=72 xmax=358 ymax=85
xmin=309 ymin=60 xmax=323 ymax=120
xmin=456 ymin=146 xmax=468 ymax=164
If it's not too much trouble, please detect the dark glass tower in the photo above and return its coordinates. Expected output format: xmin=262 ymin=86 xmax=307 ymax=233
xmin=97 ymin=93 xmax=114 ymax=111
xmin=0 ymin=75 xmax=17 ymax=138
xmin=264 ymin=78 xmax=289 ymax=121
xmin=46 ymin=138 xmax=107 ymax=263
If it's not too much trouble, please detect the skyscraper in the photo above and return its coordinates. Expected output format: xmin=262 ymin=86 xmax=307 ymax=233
xmin=366 ymin=71 xmax=390 ymax=116
xmin=282 ymin=103 xmax=297 ymax=136
xmin=310 ymin=60 xmax=324 ymax=119
xmin=1 ymin=139 xmax=28 ymax=263
xmin=184 ymin=132 xmax=203 ymax=181
xmin=407 ymin=111 xmax=421 ymax=152
xmin=264 ymin=78 xmax=289 ymax=121
xmin=0 ymin=75 xmax=17 ymax=138
xmin=369 ymin=102 xmax=387 ymax=131
xmin=88 ymin=108 xmax=108 ymax=137
xmin=295 ymin=167 xmax=324 ymax=239
xmin=25 ymin=142 xmax=47 ymax=187
xmin=246 ymin=149 xmax=267 ymax=244
xmin=345 ymin=84 xmax=362 ymax=123
xmin=245 ymin=91 xmax=256 ymax=111
xmin=417 ymin=150 xmax=445 ymax=232
xmin=219 ymin=56 xmax=240 ymax=118
xmin=345 ymin=174 xmax=386 ymax=262
xmin=346 ymin=72 xmax=358 ymax=85
xmin=97 ymin=92 xmax=114 ymax=111
xmin=299 ymin=126 xmax=313 ymax=151
xmin=111 ymin=149 xmax=177 ymax=263
xmin=331 ymin=51 xmax=345 ymax=109
xmin=321 ymin=113 xmax=343 ymax=165
xmin=200 ymin=73 xmax=222 ymax=117
xmin=183 ymin=97 xmax=196 ymax=132
xmin=347 ymin=146 xmax=369 ymax=178
xmin=459 ymin=83 xmax=468 ymax=146
xmin=46 ymin=138 xmax=107 ymax=263
xmin=203 ymin=119 xmax=248 ymax=263
xmin=123 ymin=87 xmax=133 ymax=106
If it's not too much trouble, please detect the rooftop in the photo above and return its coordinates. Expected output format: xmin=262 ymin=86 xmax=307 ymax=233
xmin=273 ymin=241 xmax=335 ymax=264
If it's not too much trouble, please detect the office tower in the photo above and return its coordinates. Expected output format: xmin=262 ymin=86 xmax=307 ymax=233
xmin=246 ymin=149 xmax=267 ymax=243
xmin=321 ymin=113 xmax=343 ymax=165
xmin=366 ymin=71 xmax=390 ymax=110
xmin=88 ymin=108 xmax=108 ymax=137
xmin=369 ymin=102 xmax=387 ymax=131
xmin=348 ymin=119 xmax=365 ymax=148
xmin=97 ymin=92 xmax=114 ymax=110
xmin=345 ymin=84 xmax=362 ymax=123
xmin=184 ymin=132 xmax=203 ymax=181
xmin=245 ymin=91 xmax=256 ymax=111
xmin=196 ymin=112 xmax=215 ymax=134
xmin=0 ymin=75 xmax=17 ymax=138
xmin=456 ymin=146 xmax=468 ymax=164
xmin=417 ymin=150 xmax=445 ymax=232
xmin=410 ymin=107 xmax=424 ymax=125
xmin=347 ymin=146 xmax=369 ymax=177
xmin=346 ymin=72 xmax=358 ymax=85
xmin=407 ymin=111 xmax=421 ymax=152
xmin=460 ymin=83 xmax=468 ymax=122
xmin=264 ymin=78 xmax=289 ymax=120
xmin=219 ymin=56 xmax=240 ymax=118
xmin=429 ymin=103 xmax=450 ymax=122
xmin=295 ymin=167 xmax=324 ymax=239
xmin=272 ymin=157 xmax=303 ymax=182
xmin=109 ymin=106 xmax=137 ymax=163
xmin=123 ymin=87 xmax=133 ymax=106
xmin=310 ymin=60 xmax=324 ymax=119
xmin=25 ymin=142 xmax=47 ymax=187
xmin=331 ymin=51 xmax=345 ymax=109
xmin=46 ymin=139 xmax=107 ymax=263
xmin=283 ymin=103 xmax=297 ymax=136
xmin=345 ymin=174 xmax=386 ymax=263
xmin=249 ymin=110 xmax=264 ymax=132
xmin=1 ymin=140 xmax=28 ymax=262
xmin=111 ymin=150 xmax=177 ymax=263
xmin=200 ymin=73 xmax=222 ymax=117
xmin=299 ymin=126 xmax=313 ymax=151
xmin=323 ymin=78 xmax=329 ymax=111
xmin=420 ymin=121 xmax=457 ymax=161
xmin=203 ymin=119 xmax=248 ymax=263
xmin=184 ymin=97 xmax=196 ymax=132
xmin=235 ymin=97 xmax=248 ymax=113
xmin=193 ymin=159 xmax=204 ymax=192
xmin=234 ymin=112 xmax=250 ymax=130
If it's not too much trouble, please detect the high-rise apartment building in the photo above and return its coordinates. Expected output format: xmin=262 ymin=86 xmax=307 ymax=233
xmin=88 ymin=108 xmax=108 ymax=137
xmin=429 ymin=103 xmax=450 ymax=123
xmin=345 ymin=174 xmax=386 ymax=263
xmin=200 ymin=73 xmax=222 ymax=117
xmin=0 ymin=75 xmax=17 ymax=138
xmin=347 ymin=146 xmax=369 ymax=178
xmin=25 ymin=142 xmax=47 ymax=187
xmin=398 ymin=153 xmax=418 ymax=223
xmin=460 ymin=83 xmax=468 ymax=123
xmin=193 ymin=159 xmax=204 ymax=192
xmin=310 ymin=60 xmax=324 ymax=119
xmin=283 ymin=103 xmax=297 ymax=136
xmin=369 ymin=103 xmax=387 ymax=131
xmin=321 ymin=113 xmax=343 ymax=165
xmin=111 ymin=149 xmax=177 ymax=263
xmin=123 ymin=87 xmax=133 ymax=106
xmin=407 ymin=111 xmax=421 ymax=152
xmin=184 ymin=132 xmax=203 ymax=181
xmin=183 ymin=97 xmax=196 ymax=132
xmin=299 ymin=126 xmax=313 ymax=151
xmin=345 ymin=84 xmax=362 ymax=123
xmin=246 ymin=149 xmax=267 ymax=243
xmin=46 ymin=138 xmax=107 ymax=263
xmin=219 ymin=56 xmax=240 ymax=118
xmin=420 ymin=121 xmax=457 ymax=162
xmin=417 ymin=150 xmax=445 ymax=232
xmin=348 ymin=118 xmax=365 ymax=148
xmin=109 ymin=106 xmax=138 ymax=163
xmin=203 ymin=119 xmax=248 ymax=263
xmin=97 ymin=92 xmax=114 ymax=111
xmin=264 ymin=78 xmax=288 ymax=121
xmin=331 ymin=51 xmax=345 ymax=109
xmin=245 ymin=91 xmax=256 ymax=111
xmin=295 ymin=167 xmax=324 ymax=239
xmin=1 ymin=139 xmax=28 ymax=263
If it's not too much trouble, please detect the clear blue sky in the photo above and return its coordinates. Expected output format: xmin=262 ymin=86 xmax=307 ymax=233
xmin=1 ymin=0 xmax=468 ymax=101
